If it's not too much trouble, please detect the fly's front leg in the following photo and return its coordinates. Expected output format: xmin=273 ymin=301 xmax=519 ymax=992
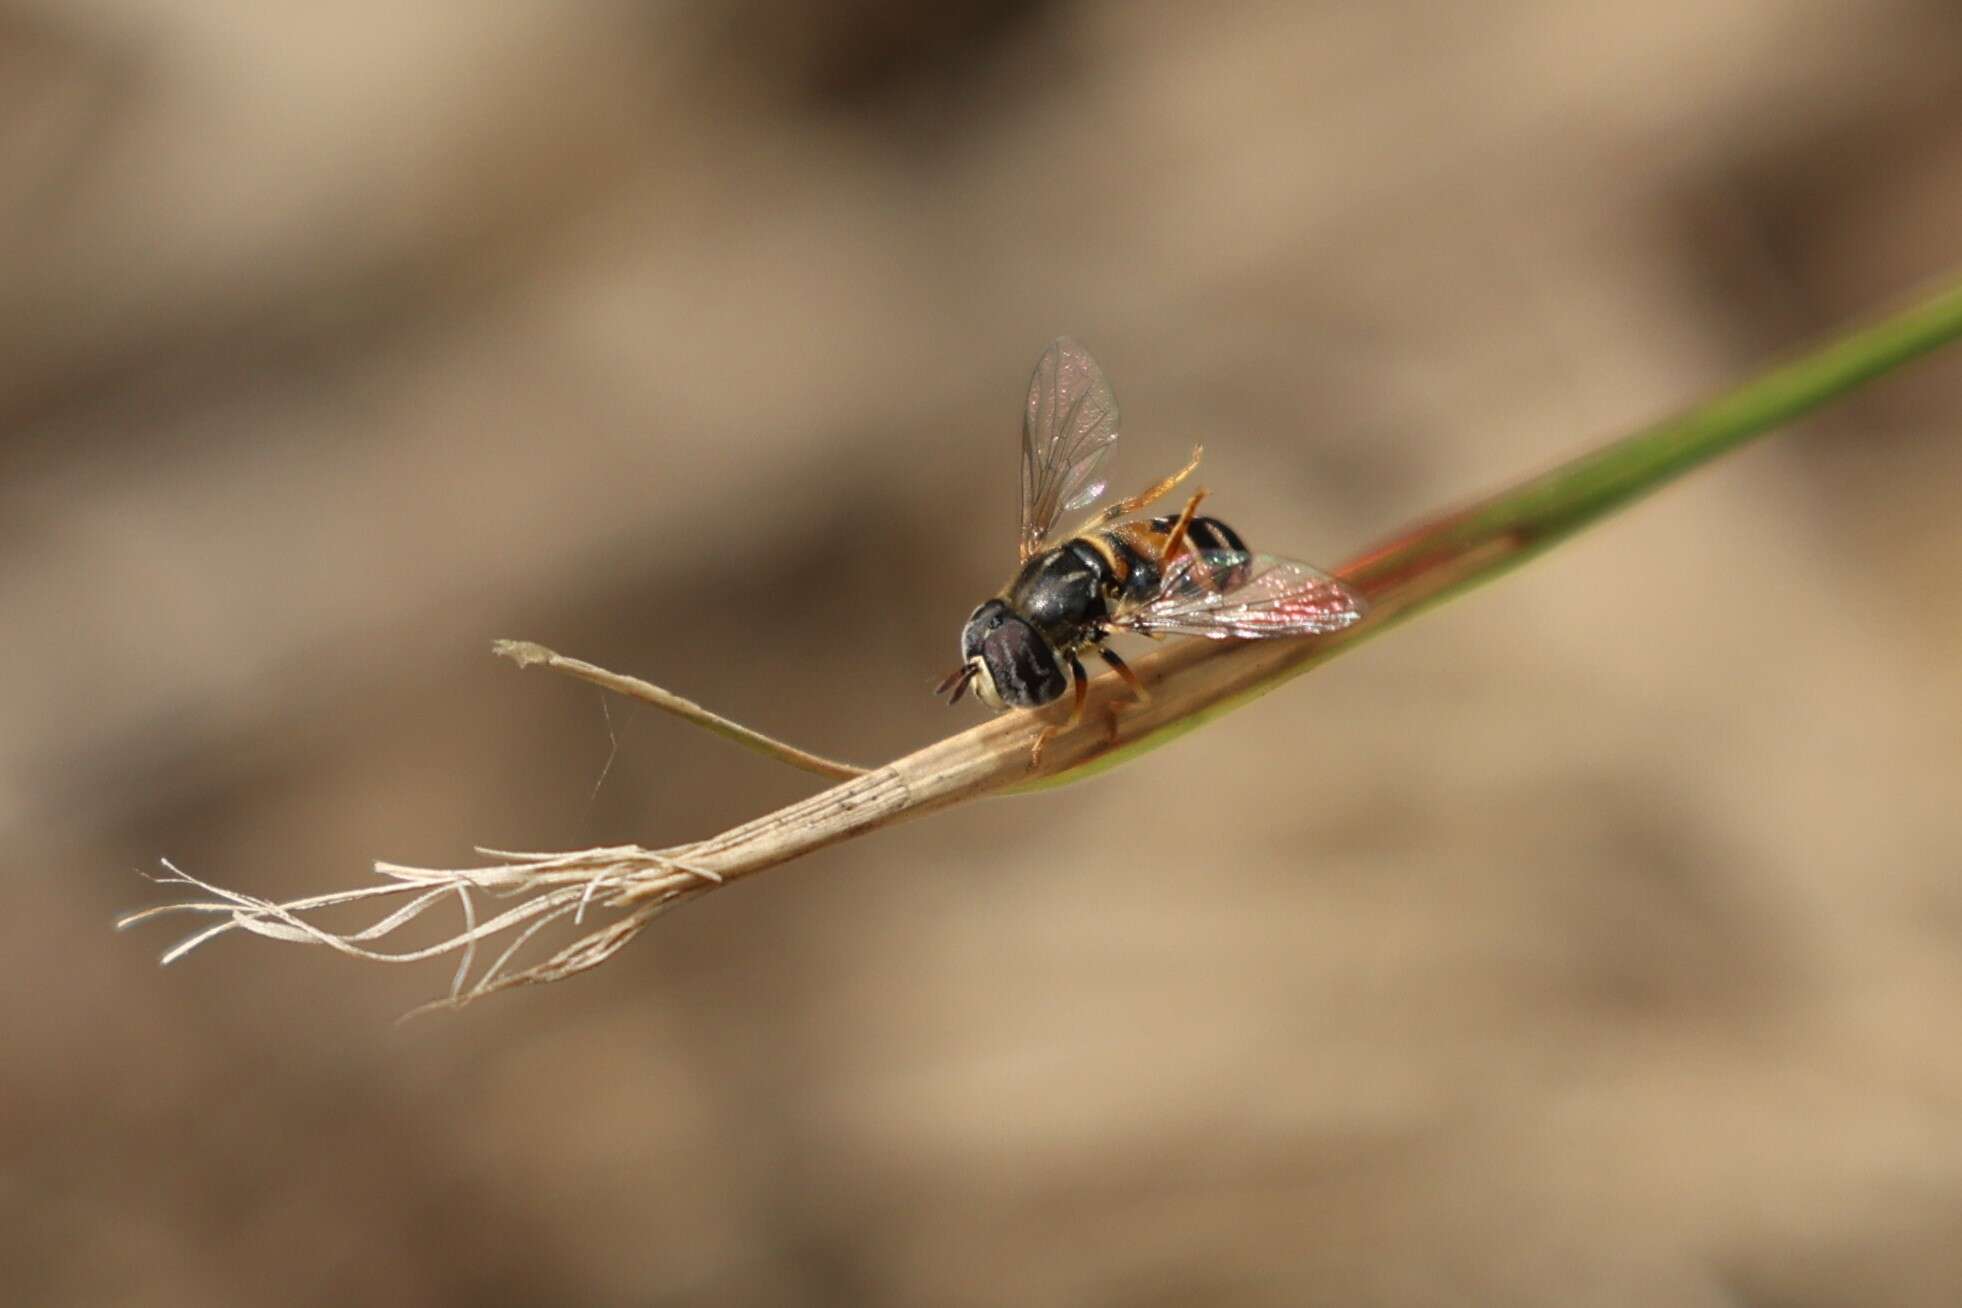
xmin=1029 ymin=651 xmax=1089 ymax=770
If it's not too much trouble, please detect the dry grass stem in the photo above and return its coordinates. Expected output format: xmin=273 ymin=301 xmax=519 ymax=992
xmin=121 ymin=619 xmax=1361 ymax=1005
xmin=492 ymin=639 xmax=868 ymax=780
xmin=119 ymin=279 xmax=1962 ymax=1004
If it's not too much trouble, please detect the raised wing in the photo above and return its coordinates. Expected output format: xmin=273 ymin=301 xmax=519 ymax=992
xmin=1112 ymin=550 xmax=1366 ymax=640
xmin=1020 ymin=337 xmax=1120 ymax=561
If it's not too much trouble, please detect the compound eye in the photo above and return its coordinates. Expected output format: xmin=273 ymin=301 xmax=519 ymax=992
xmin=980 ymin=623 xmax=1066 ymax=708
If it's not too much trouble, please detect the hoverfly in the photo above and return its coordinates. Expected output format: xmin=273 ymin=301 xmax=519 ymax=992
xmin=937 ymin=337 xmax=1367 ymax=764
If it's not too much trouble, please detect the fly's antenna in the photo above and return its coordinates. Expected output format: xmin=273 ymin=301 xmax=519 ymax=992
xmin=935 ymin=663 xmax=978 ymax=704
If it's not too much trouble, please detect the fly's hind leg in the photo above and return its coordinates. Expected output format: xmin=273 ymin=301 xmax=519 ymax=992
xmin=1156 ymin=489 xmax=1210 ymax=566
xmin=1029 ymin=651 xmax=1089 ymax=770
xmin=1071 ymin=445 xmax=1203 ymax=535
xmin=1096 ymin=645 xmax=1148 ymax=744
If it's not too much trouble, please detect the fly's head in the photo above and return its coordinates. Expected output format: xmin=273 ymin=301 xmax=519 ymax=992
xmin=943 ymin=599 xmax=1067 ymax=710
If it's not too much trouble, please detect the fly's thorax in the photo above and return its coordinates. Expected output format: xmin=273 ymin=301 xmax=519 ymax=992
xmin=1005 ymin=542 xmax=1112 ymax=647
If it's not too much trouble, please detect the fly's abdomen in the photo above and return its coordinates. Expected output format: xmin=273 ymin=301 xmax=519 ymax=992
xmin=1100 ymin=531 xmax=1161 ymax=606
xmin=1101 ymin=515 xmax=1248 ymax=605
xmin=1148 ymin=513 xmax=1246 ymax=555
xmin=1149 ymin=514 xmax=1250 ymax=591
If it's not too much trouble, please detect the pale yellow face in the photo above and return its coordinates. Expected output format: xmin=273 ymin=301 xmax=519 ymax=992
xmin=967 ymin=655 xmax=1005 ymax=710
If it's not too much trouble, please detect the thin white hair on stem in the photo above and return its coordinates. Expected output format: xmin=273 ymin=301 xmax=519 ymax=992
xmin=449 ymin=878 xmax=479 ymax=999
xmin=582 ymin=692 xmax=625 ymax=828
xmin=405 ymin=896 xmax=690 ymax=1018
xmin=119 ymin=845 xmax=719 ymax=1006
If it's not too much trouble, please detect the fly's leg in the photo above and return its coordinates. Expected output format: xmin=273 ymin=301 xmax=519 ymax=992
xmin=1029 ymin=651 xmax=1089 ymax=770
xmin=1098 ymin=645 xmax=1149 ymax=703
xmin=1156 ymin=489 xmax=1210 ymax=566
xmin=1070 ymin=445 xmax=1203 ymax=535
xmin=1096 ymin=645 xmax=1147 ymax=744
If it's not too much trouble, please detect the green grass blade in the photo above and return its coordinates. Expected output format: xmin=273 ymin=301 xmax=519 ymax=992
xmin=1030 ymin=274 xmax=1962 ymax=789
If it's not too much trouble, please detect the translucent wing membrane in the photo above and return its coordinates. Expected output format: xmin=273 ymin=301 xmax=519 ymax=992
xmin=1114 ymin=550 xmax=1367 ymax=640
xmin=1021 ymin=337 xmax=1120 ymax=559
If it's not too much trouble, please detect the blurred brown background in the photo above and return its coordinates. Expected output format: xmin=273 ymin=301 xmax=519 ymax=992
xmin=9 ymin=3 xmax=1962 ymax=1304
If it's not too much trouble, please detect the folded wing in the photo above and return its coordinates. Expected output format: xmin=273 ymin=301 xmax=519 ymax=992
xmin=1112 ymin=550 xmax=1366 ymax=640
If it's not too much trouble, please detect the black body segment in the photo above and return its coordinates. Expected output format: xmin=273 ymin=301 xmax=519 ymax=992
xmin=1005 ymin=542 xmax=1112 ymax=650
xmin=1101 ymin=515 xmax=1243 ymax=605
xmin=1149 ymin=513 xmax=1245 ymax=554
xmin=1146 ymin=513 xmax=1250 ymax=589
